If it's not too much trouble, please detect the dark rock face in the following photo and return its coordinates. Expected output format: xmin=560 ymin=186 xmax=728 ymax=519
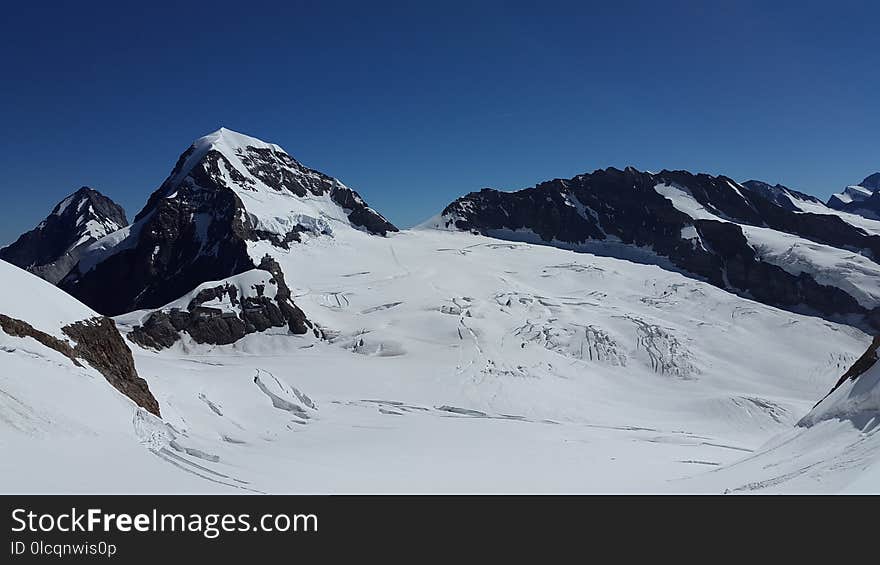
xmin=0 ymin=187 xmax=127 ymax=284
xmin=0 ymin=312 xmax=159 ymax=416
xmin=129 ymin=255 xmax=314 ymax=350
xmin=234 ymin=145 xmax=397 ymax=235
xmin=61 ymin=154 xmax=255 ymax=316
xmin=441 ymin=167 xmax=874 ymax=328
xmin=660 ymin=172 xmax=880 ymax=258
xmin=329 ymin=185 xmax=397 ymax=236
xmin=691 ymin=219 xmax=862 ymax=315
xmin=62 ymin=317 xmax=160 ymax=416
xmin=0 ymin=313 xmax=78 ymax=361
xmin=256 ymin=255 xmax=311 ymax=335
xmin=61 ymin=131 xmax=396 ymax=317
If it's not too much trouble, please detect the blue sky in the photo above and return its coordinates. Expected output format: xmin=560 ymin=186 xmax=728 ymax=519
xmin=1 ymin=0 xmax=877 ymax=243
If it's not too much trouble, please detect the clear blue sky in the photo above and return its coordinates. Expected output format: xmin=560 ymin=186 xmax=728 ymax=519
xmin=1 ymin=0 xmax=877 ymax=243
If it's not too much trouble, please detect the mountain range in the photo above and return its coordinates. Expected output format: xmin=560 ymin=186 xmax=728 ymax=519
xmin=2 ymin=127 xmax=879 ymax=493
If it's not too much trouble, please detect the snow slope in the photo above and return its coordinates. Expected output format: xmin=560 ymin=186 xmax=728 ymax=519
xmin=785 ymin=197 xmax=880 ymax=236
xmin=0 ymin=260 xmax=94 ymax=338
xmin=0 ymin=261 xmax=214 ymax=492
xmin=683 ymin=338 xmax=880 ymax=493
xmin=105 ymin=228 xmax=874 ymax=492
xmin=3 ymin=225 xmax=876 ymax=492
xmin=654 ymin=181 xmax=880 ymax=310
xmin=4 ymin=136 xmax=879 ymax=492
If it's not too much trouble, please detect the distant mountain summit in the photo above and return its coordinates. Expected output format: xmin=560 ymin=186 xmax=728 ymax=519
xmin=427 ymin=166 xmax=880 ymax=330
xmin=0 ymin=186 xmax=127 ymax=283
xmin=60 ymin=128 xmax=396 ymax=319
xmin=857 ymin=173 xmax=880 ymax=192
xmin=827 ymin=173 xmax=880 ymax=218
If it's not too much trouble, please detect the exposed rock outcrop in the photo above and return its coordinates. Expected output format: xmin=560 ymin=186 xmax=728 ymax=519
xmin=0 ymin=314 xmax=78 ymax=361
xmin=129 ymin=255 xmax=315 ymax=350
xmin=0 ymin=312 xmax=159 ymax=416
xmin=62 ymin=317 xmax=160 ymax=416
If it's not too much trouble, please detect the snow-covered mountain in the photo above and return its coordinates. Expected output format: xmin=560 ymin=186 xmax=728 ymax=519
xmin=429 ymin=166 xmax=880 ymax=331
xmin=5 ymin=225 xmax=876 ymax=492
xmin=60 ymin=128 xmax=397 ymax=317
xmin=3 ymin=129 xmax=880 ymax=493
xmin=827 ymin=173 xmax=880 ymax=219
xmin=0 ymin=186 xmax=127 ymax=283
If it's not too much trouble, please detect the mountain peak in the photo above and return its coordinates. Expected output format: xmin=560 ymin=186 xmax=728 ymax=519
xmin=0 ymin=187 xmax=127 ymax=284
xmin=859 ymin=172 xmax=880 ymax=191
xmin=196 ymin=127 xmax=285 ymax=154
xmin=826 ymin=171 xmax=880 ymax=217
xmin=166 ymin=128 xmax=289 ymax=188
xmin=61 ymin=128 xmax=397 ymax=316
xmin=50 ymin=186 xmax=119 ymax=217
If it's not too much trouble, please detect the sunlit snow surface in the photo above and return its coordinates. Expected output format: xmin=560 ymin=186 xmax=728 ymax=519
xmin=4 ymin=224 xmax=879 ymax=493
xmin=653 ymin=182 xmax=880 ymax=309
